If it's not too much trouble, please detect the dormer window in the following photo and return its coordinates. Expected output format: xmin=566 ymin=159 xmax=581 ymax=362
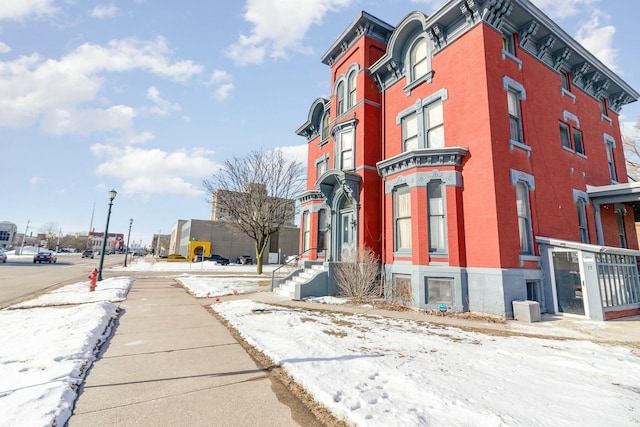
xmin=411 ymin=38 xmax=428 ymax=81
xmin=336 ymin=81 xmax=345 ymax=116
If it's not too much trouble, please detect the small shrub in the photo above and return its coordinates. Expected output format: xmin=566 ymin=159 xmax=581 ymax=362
xmin=334 ymin=246 xmax=381 ymax=305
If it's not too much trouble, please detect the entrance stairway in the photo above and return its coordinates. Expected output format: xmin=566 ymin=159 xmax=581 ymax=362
xmin=272 ymin=263 xmax=329 ymax=300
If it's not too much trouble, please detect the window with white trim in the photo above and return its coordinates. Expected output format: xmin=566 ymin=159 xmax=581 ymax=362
xmin=316 ymin=156 xmax=328 ymax=180
xmin=397 ymin=89 xmax=448 ymax=152
xmin=347 ymin=70 xmax=357 ymax=109
xmin=336 ymin=81 xmax=345 ymax=116
xmin=428 ymin=181 xmax=446 ymax=253
xmin=321 ymin=112 xmax=330 ymax=140
xmin=560 ymin=71 xmax=571 ymax=92
xmin=411 ymin=38 xmax=428 ymax=82
xmin=604 ymin=135 xmax=617 ymax=182
xmin=395 ymin=186 xmax=412 ymax=251
xmin=402 ymin=113 xmax=418 ymax=152
xmin=302 ymin=211 xmax=310 ymax=252
xmin=318 ymin=208 xmax=329 ymax=251
xmin=559 ymin=121 xmax=585 ymax=155
xmin=502 ymin=32 xmax=515 ymax=55
xmin=516 ymin=181 xmax=533 ymax=254
xmin=337 ymin=129 xmax=354 ymax=170
xmin=426 ymin=101 xmax=444 ymax=148
xmin=503 ymin=77 xmax=527 ymax=149
xmin=576 ymin=197 xmax=589 ymax=243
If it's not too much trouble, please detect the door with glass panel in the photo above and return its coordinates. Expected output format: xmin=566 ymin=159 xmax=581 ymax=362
xmin=551 ymin=251 xmax=587 ymax=316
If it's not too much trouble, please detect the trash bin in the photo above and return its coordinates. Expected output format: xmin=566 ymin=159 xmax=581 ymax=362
xmin=512 ymin=300 xmax=541 ymax=322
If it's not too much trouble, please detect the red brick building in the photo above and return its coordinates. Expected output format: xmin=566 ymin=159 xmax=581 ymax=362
xmin=292 ymin=0 xmax=640 ymax=320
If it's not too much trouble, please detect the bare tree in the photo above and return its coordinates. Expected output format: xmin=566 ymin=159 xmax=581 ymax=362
xmin=39 ymin=222 xmax=59 ymax=249
xmin=334 ymin=245 xmax=381 ymax=304
xmin=623 ymin=118 xmax=640 ymax=181
xmin=202 ymin=149 xmax=305 ymax=274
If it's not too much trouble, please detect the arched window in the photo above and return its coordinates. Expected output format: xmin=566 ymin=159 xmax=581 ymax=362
xmin=321 ymin=112 xmax=330 ymax=140
xmin=411 ymin=38 xmax=428 ymax=81
xmin=347 ymin=70 xmax=357 ymax=109
xmin=336 ymin=81 xmax=345 ymax=115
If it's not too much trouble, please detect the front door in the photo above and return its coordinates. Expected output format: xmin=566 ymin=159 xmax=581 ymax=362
xmin=551 ymin=251 xmax=587 ymax=316
xmin=338 ymin=210 xmax=354 ymax=260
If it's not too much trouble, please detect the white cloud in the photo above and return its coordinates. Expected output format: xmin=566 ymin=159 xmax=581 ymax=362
xmin=530 ymin=0 xmax=598 ymax=20
xmin=0 ymin=37 xmax=203 ymax=134
xmin=145 ymin=86 xmax=181 ymax=116
xmin=92 ymin=144 xmax=219 ymax=197
xmin=208 ymin=69 xmax=234 ymax=101
xmin=0 ymin=0 xmax=57 ymax=21
xmin=575 ymin=9 xmax=617 ymax=71
xmin=274 ymin=144 xmax=308 ymax=167
xmin=0 ymin=42 xmax=11 ymax=54
xmin=227 ymin=0 xmax=354 ymax=66
xmin=90 ymin=4 xmax=120 ymax=19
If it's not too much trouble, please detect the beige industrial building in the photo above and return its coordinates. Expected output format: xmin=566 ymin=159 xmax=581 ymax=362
xmin=170 ymin=219 xmax=299 ymax=264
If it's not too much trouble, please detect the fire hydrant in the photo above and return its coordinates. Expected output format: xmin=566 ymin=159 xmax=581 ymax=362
xmin=88 ymin=268 xmax=98 ymax=292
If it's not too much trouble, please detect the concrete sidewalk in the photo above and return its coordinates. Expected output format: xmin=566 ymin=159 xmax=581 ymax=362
xmin=69 ymin=278 xmax=317 ymax=426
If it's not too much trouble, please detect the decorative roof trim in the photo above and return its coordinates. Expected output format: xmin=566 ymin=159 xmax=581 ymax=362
xmin=376 ymin=147 xmax=469 ymax=177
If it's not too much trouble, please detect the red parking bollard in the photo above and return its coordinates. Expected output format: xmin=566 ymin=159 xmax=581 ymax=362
xmin=88 ymin=268 xmax=98 ymax=292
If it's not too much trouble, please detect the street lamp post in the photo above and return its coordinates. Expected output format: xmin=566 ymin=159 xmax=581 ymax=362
xmin=97 ymin=189 xmax=117 ymax=281
xmin=124 ymin=218 xmax=133 ymax=267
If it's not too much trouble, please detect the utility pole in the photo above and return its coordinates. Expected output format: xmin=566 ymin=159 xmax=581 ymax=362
xmin=19 ymin=220 xmax=30 ymax=255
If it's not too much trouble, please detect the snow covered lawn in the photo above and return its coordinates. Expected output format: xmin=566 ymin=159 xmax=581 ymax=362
xmin=0 ymin=302 xmax=119 ymax=426
xmin=212 ymin=299 xmax=640 ymax=427
xmin=175 ymin=274 xmax=267 ymax=297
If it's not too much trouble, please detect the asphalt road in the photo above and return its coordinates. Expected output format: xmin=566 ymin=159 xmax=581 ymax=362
xmin=0 ymin=253 xmax=125 ymax=309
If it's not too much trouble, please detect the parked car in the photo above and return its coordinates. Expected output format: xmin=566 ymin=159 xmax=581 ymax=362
xmin=34 ymin=251 xmax=57 ymax=264
xmin=237 ymin=255 xmax=253 ymax=265
xmin=206 ymin=254 xmax=230 ymax=265
xmin=81 ymin=250 xmax=94 ymax=259
xmin=0 ymin=250 xmax=7 ymax=263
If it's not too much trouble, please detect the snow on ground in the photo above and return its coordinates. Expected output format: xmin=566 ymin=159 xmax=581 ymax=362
xmin=12 ymin=277 xmax=134 ymax=308
xmin=112 ymin=258 xmax=282 ymax=273
xmin=175 ymin=274 xmax=265 ymax=297
xmin=0 ymin=302 xmax=118 ymax=426
xmin=211 ymin=299 xmax=640 ymax=427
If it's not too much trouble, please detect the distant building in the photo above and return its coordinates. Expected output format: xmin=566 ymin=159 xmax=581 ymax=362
xmin=89 ymin=231 xmax=125 ymax=253
xmin=151 ymin=234 xmax=171 ymax=256
xmin=0 ymin=221 xmax=17 ymax=248
xmin=210 ymin=184 xmax=296 ymax=226
xmin=173 ymin=219 xmax=299 ymax=264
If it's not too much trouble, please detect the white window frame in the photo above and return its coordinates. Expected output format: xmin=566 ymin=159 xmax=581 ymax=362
xmin=397 ymin=89 xmax=448 ymax=152
xmin=604 ymin=134 xmax=617 ymax=183
xmin=302 ymin=211 xmax=310 ymax=252
xmin=411 ymin=38 xmax=428 ymax=82
xmin=428 ymin=180 xmax=446 ymax=254
xmin=347 ymin=70 xmax=357 ymax=109
xmin=336 ymin=81 xmax=345 ymax=116
xmin=577 ymin=198 xmax=589 ymax=243
xmin=394 ymin=186 xmax=412 ymax=252
xmin=511 ymin=170 xmax=535 ymax=257
xmin=616 ymin=207 xmax=627 ymax=249
xmin=337 ymin=129 xmax=354 ymax=170
xmin=503 ymin=77 xmax=528 ymax=153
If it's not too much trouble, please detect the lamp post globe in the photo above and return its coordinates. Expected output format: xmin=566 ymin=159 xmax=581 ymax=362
xmin=97 ymin=189 xmax=117 ymax=281
xmin=124 ymin=218 xmax=133 ymax=267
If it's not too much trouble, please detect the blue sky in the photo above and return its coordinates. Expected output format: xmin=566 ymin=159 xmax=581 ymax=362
xmin=2 ymin=0 xmax=639 ymax=247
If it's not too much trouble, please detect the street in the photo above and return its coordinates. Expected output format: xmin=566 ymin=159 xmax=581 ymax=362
xmin=0 ymin=253 xmax=125 ymax=309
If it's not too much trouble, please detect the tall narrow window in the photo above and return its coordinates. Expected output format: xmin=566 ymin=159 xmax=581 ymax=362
xmin=339 ymin=130 xmax=354 ymax=170
xmin=559 ymin=122 xmax=572 ymax=149
xmin=508 ymin=90 xmax=523 ymax=143
xmin=560 ymin=71 xmax=571 ymax=91
xmin=600 ymin=98 xmax=608 ymax=116
xmin=605 ymin=138 xmax=617 ymax=182
xmin=426 ymin=101 xmax=444 ymax=148
xmin=336 ymin=81 xmax=345 ymax=115
xmin=516 ymin=182 xmax=533 ymax=254
xmin=577 ymin=198 xmax=589 ymax=243
xmin=316 ymin=158 xmax=327 ymax=180
xmin=302 ymin=211 xmax=310 ymax=252
xmin=321 ymin=112 xmax=330 ymax=140
xmin=318 ymin=209 xmax=328 ymax=251
xmin=347 ymin=71 xmax=357 ymax=109
xmin=428 ymin=181 xmax=446 ymax=252
xmin=573 ymin=128 xmax=584 ymax=155
xmin=395 ymin=187 xmax=412 ymax=251
xmin=502 ymin=32 xmax=515 ymax=55
xmin=616 ymin=209 xmax=627 ymax=248
xmin=403 ymin=113 xmax=418 ymax=152
xmin=411 ymin=38 xmax=428 ymax=81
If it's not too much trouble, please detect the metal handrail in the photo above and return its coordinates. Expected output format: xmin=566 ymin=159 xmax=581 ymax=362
xmin=270 ymin=247 xmax=321 ymax=289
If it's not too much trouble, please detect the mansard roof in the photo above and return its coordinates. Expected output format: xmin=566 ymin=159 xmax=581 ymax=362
xmin=320 ymin=11 xmax=394 ymax=66
xmin=366 ymin=0 xmax=638 ymax=113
